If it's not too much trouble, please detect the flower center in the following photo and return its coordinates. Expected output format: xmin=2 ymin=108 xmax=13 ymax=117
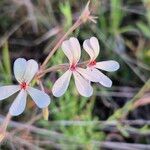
xmin=20 ymin=82 xmax=28 ymax=90
xmin=70 ymin=64 xmax=76 ymax=71
xmin=88 ymin=60 xmax=96 ymax=67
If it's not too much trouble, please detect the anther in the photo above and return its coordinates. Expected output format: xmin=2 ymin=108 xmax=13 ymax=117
xmin=20 ymin=82 xmax=28 ymax=90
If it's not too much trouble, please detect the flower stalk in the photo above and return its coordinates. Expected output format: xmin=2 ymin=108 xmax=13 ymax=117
xmin=41 ymin=19 xmax=82 ymax=69
xmin=40 ymin=1 xmax=97 ymax=70
xmin=0 ymin=113 xmax=12 ymax=143
xmin=39 ymin=80 xmax=49 ymax=120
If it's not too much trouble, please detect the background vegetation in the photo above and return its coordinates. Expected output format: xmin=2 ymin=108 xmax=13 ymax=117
xmin=0 ymin=0 xmax=150 ymax=149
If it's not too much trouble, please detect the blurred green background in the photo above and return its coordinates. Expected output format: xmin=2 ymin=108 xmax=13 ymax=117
xmin=0 ymin=0 xmax=150 ymax=149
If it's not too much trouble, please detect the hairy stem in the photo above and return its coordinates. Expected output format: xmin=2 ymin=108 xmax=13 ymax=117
xmin=38 ymin=61 xmax=89 ymax=78
xmin=41 ymin=1 xmax=94 ymax=69
xmin=41 ymin=19 xmax=82 ymax=69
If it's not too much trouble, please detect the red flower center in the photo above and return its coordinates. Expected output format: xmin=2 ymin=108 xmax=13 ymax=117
xmin=20 ymin=82 xmax=28 ymax=90
xmin=70 ymin=64 xmax=76 ymax=71
xmin=88 ymin=60 xmax=96 ymax=67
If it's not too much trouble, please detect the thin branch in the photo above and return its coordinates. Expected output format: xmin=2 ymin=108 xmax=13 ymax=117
xmin=108 ymin=78 xmax=150 ymax=120
xmin=37 ymin=61 xmax=88 ymax=78
xmin=41 ymin=1 xmax=96 ymax=69
xmin=40 ymin=120 xmax=150 ymax=126
xmin=94 ymin=141 xmax=150 ymax=150
xmin=0 ymin=18 xmax=28 ymax=48
xmin=41 ymin=19 xmax=82 ymax=68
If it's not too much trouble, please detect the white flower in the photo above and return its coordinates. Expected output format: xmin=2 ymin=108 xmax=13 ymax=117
xmin=0 ymin=58 xmax=51 ymax=116
xmin=78 ymin=37 xmax=120 ymax=87
xmin=52 ymin=37 xmax=93 ymax=97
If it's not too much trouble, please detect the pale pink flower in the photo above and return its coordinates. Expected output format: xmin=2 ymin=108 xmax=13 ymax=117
xmin=0 ymin=58 xmax=51 ymax=116
xmin=78 ymin=37 xmax=120 ymax=87
xmin=52 ymin=37 xmax=93 ymax=97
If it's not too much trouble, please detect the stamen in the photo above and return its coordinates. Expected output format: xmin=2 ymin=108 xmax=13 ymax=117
xmin=20 ymin=82 xmax=28 ymax=90
xmin=70 ymin=64 xmax=76 ymax=71
xmin=88 ymin=60 xmax=96 ymax=67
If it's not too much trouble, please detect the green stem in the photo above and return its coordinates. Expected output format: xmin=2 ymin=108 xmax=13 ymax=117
xmin=108 ymin=78 xmax=150 ymax=120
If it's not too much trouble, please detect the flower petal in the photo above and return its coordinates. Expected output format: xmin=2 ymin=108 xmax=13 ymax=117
xmin=83 ymin=37 xmax=100 ymax=60
xmin=69 ymin=37 xmax=81 ymax=64
xmin=77 ymin=67 xmax=98 ymax=82
xmin=62 ymin=37 xmax=81 ymax=64
xmin=23 ymin=59 xmax=38 ymax=83
xmin=9 ymin=90 xmax=27 ymax=116
xmin=87 ymin=68 xmax=112 ymax=87
xmin=0 ymin=85 xmax=20 ymax=101
xmin=96 ymin=60 xmax=120 ymax=72
xmin=73 ymin=71 xmax=93 ymax=97
xmin=52 ymin=70 xmax=72 ymax=97
xmin=90 ymin=37 xmax=100 ymax=58
xmin=27 ymin=87 xmax=50 ymax=108
xmin=62 ymin=40 xmax=74 ymax=64
xmin=13 ymin=58 xmax=27 ymax=83
xmin=83 ymin=39 xmax=95 ymax=60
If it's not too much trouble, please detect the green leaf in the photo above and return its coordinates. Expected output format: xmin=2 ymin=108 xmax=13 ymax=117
xmin=2 ymin=41 xmax=12 ymax=83
xmin=137 ymin=22 xmax=150 ymax=38
xmin=110 ymin=0 xmax=123 ymax=33
xmin=59 ymin=1 xmax=72 ymax=29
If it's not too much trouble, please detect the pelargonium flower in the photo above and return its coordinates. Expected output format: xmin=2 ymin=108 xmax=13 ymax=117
xmin=78 ymin=37 xmax=120 ymax=87
xmin=52 ymin=37 xmax=93 ymax=97
xmin=0 ymin=58 xmax=51 ymax=116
